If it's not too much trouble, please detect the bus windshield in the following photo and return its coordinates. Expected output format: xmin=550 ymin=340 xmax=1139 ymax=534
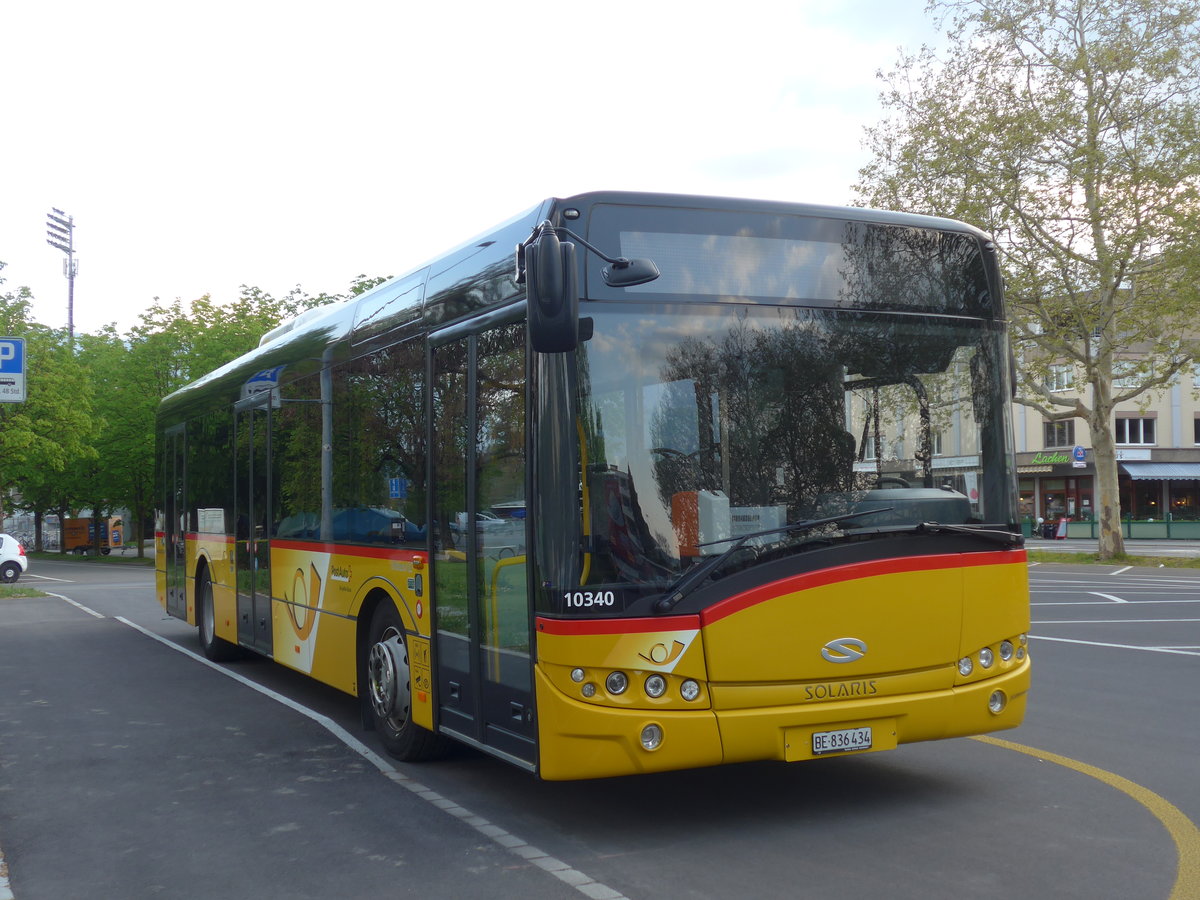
xmin=574 ymin=302 xmax=1016 ymax=591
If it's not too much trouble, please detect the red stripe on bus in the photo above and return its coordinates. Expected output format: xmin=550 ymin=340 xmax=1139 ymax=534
xmin=269 ymin=539 xmax=427 ymax=563
xmin=699 ymin=549 xmax=1026 ymax=626
xmin=536 ymin=614 xmax=700 ymax=636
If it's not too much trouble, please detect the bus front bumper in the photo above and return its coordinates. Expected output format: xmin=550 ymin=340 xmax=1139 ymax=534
xmin=534 ymin=659 xmax=1030 ymax=780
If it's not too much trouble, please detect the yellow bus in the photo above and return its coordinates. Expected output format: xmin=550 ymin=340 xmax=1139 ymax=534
xmin=156 ymin=192 xmax=1030 ymax=779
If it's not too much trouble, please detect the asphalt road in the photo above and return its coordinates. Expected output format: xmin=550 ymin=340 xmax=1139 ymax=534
xmin=1 ymin=557 xmax=1196 ymax=899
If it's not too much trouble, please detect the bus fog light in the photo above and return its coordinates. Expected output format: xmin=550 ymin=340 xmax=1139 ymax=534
xmin=570 ymin=667 xmax=585 ymax=683
xmin=958 ymin=657 xmax=973 ymax=677
xmin=979 ymin=647 xmax=994 ymax=669
xmin=988 ymin=690 xmax=1007 ymax=714
xmin=640 ymin=723 xmax=664 ymax=751
xmin=644 ymin=674 xmax=667 ymax=698
xmin=581 ymin=683 xmax=597 ymax=698
xmin=606 ymin=671 xmax=628 ymax=695
xmin=680 ymin=679 xmax=701 ymax=702
xmin=999 ymin=640 xmax=1014 ymax=661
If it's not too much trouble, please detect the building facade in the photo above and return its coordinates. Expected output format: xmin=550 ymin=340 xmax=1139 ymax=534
xmin=1013 ymin=363 xmax=1200 ymax=525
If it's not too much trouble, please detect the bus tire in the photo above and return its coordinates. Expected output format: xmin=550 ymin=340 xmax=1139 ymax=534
xmin=197 ymin=569 xmax=239 ymax=661
xmin=366 ymin=602 xmax=448 ymax=761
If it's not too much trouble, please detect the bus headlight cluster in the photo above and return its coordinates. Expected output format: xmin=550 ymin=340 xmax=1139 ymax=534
xmin=959 ymin=634 xmax=1029 ymax=681
xmin=569 ymin=668 xmax=703 ymax=705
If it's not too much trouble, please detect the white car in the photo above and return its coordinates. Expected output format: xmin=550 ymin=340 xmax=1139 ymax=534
xmin=0 ymin=533 xmax=28 ymax=583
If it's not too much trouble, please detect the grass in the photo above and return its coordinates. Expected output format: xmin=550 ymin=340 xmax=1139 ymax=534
xmin=0 ymin=584 xmax=48 ymax=599
xmin=1027 ymin=549 xmax=1200 ymax=568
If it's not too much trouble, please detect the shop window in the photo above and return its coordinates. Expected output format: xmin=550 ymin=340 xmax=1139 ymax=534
xmin=1115 ymin=417 xmax=1155 ymax=445
xmin=1194 ymin=417 xmax=1200 ymax=445
xmin=1043 ymin=419 xmax=1075 ymax=448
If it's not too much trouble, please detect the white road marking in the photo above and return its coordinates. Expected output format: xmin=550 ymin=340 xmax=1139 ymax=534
xmin=45 ymin=592 xmax=105 ymax=618
xmin=114 ymin=616 xmax=630 ymax=900
xmin=1088 ymin=592 xmax=1128 ymax=603
xmin=1030 ymin=634 xmax=1200 ymax=656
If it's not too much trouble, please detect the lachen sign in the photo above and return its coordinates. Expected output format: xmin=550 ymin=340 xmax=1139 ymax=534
xmin=1030 ymin=450 xmax=1071 ymax=465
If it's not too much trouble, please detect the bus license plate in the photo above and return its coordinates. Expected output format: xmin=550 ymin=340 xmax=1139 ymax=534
xmin=812 ymin=726 xmax=873 ymax=755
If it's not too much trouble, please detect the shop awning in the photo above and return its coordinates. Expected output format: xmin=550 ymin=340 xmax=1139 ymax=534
xmin=1120 ymin=462 xmax=1200 ymax=480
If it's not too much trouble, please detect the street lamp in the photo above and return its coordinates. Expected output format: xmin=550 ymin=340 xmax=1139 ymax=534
xmin=45 ymin=208 xmax=77 ymax=344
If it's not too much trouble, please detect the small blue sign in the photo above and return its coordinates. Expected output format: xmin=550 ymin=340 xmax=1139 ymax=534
xmin=1072 ymin=445 xmax=1087 ymax=468
xmin=0 ymin=337 xmax=27 ymax=403
xmin=388 ymin=477 xmax=407 ymax=499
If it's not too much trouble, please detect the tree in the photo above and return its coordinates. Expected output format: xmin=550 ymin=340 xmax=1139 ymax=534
xmin=857 ymin=0 xmax=1200 ymax=557
xmin=0 ymin=265 xmax=99 ymax=538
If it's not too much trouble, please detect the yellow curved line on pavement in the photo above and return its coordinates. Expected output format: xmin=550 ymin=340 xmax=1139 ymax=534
xmin=974 ymin=735 xmax=1200 ymax=900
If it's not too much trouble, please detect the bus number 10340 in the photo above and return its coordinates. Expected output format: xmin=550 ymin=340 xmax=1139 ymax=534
xmin=563 ymin=590 xmax=618 ymax=609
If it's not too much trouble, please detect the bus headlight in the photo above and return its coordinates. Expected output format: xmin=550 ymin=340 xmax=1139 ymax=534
xmin=606 ymin=671 xmax=629 ymax=695
xmin=644 ymin=674 xmax=667 ymax=698
xmin=988 ymin=690 xmax=1007 ymax=714
xmin=979 ymin=647 xmax=994 ymax=669
xmin=958 ymin=657 xmax=974 ymax=677
xmin=640 ymin=723 xmax=664 ymax=751
xmin=680 ymin=679 xmax=701 ymax=702
xmin=999 ymin=640 xmax=1014 ymax=661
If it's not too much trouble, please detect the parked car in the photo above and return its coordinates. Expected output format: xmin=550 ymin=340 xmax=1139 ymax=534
xmin=451 ymin=511 xmax=516 ymax=535
xmin=0 ymin=533 xmax=29 ymax=583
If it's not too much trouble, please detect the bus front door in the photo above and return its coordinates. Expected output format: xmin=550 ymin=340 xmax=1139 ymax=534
xmin=432 ymin=323 xmax=535 ymax=767
xmin=235 ymin=400 xmax=273 ymax=655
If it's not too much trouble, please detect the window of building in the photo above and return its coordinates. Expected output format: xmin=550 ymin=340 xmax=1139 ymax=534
xmin=1043 ymin=419 xmax=1075 ymax=448
xmin=1194 ymin=417 xmax=1200 ymax=445
xmin=1115 ymin=417 xmax=1156 ymax=445
xmin=1113 ymin=359 xmax=1146 ymax=389
xmin=1046 ymin=364 xmax=1073 ymax=392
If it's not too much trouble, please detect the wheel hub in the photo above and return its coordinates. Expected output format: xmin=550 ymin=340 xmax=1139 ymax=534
xmin=368 ymin=634 xmax=411 ymax=723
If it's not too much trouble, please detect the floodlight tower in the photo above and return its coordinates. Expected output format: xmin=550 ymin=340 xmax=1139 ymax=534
xmin=46 ymin=208 xmax=77 ymax=344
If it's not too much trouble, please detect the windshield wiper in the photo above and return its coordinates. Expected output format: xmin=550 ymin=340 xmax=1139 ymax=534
xmin=914 ymin=522 xmax=1024 ymax=546
xmin=653 ymin=508 xmax=892 ymax=614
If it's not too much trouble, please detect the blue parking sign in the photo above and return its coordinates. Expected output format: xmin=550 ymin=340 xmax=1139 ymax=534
xmin=0 ymin=337 xmax=26 ymax=403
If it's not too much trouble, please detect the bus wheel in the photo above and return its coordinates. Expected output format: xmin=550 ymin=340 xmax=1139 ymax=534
xmin=366 ymin=603 xmax=447 ymax=761
xmin=197 ymin=570 xmax=238 ymax=661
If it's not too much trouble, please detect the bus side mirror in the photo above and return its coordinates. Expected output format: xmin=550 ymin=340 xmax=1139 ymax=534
xmin=525 ymin=227 xmax=579 ymax=353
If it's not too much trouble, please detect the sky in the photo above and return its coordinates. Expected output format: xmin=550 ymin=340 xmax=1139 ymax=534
xmin=1 ymin=0 xmax=943 ymax=337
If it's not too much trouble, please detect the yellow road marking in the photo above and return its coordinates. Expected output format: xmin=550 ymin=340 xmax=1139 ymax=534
xmin=974 ymin=735 xmax=1200 ymax=900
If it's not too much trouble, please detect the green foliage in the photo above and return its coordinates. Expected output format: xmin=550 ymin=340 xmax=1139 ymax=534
xmin=856 ymin=0 xmax=1200 ymax=557
xmin=0 ymin=267 xmax=375 ymax=549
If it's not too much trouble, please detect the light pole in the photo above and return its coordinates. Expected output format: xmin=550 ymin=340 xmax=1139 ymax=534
xmin=45 ymin=208 xmax=77 ymax=344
